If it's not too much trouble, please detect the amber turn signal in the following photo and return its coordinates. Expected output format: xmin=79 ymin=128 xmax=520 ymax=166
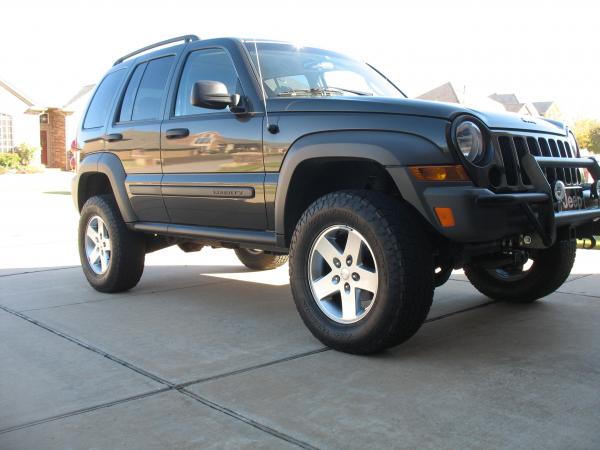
xmin=434 ymin=207 xmax=456 ymax=228
xmin=409 ymin=165 xmax=469 ymax=182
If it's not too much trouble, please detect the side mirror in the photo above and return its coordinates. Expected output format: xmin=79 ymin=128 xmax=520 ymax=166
xmin=191 ymin=80 xmax=241 ymax=110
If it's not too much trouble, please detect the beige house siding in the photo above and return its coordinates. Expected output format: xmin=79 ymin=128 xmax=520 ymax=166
xmin=0 ymin=85 xmax=39 ymax=151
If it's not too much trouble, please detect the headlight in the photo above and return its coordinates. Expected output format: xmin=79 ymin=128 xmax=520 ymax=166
xmin=455 ymin=120 xmax=484 ymax=162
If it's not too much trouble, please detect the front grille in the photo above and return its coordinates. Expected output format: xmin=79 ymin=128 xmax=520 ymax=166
xmin=495 ymin=134 xmax=583 ymax=188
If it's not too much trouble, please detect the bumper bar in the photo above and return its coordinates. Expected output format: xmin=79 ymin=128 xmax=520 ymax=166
xmin=555 ymin=208 xmax=600 ymax=227
xmin=535 ymin=156 xmax=600 ymax=178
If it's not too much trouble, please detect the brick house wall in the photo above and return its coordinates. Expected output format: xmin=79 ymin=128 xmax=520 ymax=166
xmin=41 ymin=108 xmax=67 ymax=169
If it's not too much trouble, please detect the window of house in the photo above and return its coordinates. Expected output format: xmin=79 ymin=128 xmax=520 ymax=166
xmin=130 ymin=56 xmax=174 ymax=121
xmin=175 ymin=48 xmax=240 ymax=116
xmin=83 ymin=69 xmax=126 ymax=129
xmin=0 ymin=113 xmax=13 ymax=152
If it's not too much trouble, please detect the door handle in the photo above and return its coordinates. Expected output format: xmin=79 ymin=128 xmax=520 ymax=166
xmin=166 ymin=128 xmax=190 ymax=139
xmin=103 ymin=133 xmax=123 ymax=142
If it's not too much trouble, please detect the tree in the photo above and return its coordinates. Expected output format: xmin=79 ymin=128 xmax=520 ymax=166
xmin=573 ymin=119 xmax=600 ymax=154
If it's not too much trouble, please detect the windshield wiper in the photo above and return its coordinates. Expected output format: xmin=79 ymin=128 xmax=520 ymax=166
xmin=326 ymin=86 xmax=373 ymax=96
xmin=277 ymin=87 xmax=372 ymax=97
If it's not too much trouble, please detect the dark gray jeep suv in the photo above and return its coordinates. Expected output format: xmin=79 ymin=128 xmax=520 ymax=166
xmin=72 ymin=35 xmax=600 ymax=354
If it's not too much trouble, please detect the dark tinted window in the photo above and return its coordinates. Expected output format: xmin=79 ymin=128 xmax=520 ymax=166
xmin=83 ymin=69 xmax=125 ymax=129
xmin=175 ymin=49 xmax=239 ymax=116
xmin=131 ymin=56 xmax=174 ymax=121
xmin=118 ymin=63 xmax=146 ymax=122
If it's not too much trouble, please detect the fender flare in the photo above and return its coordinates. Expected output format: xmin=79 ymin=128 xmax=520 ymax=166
xmin=74 ymin=152 xmax=137 ymax=223
xmin=274 ymin=130 xmax=451 ymax=237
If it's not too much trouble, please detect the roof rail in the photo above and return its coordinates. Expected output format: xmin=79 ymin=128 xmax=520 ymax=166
xmin=113 ymin=35 xmax=199 ymax=66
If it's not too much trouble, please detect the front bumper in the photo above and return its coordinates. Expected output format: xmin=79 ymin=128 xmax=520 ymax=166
xmin=387 ymin=155 xmax=600 ymax=246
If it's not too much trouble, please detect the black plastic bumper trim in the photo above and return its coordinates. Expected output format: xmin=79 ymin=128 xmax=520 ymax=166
xmin=475 ymin=192 xmax=549 ymax=206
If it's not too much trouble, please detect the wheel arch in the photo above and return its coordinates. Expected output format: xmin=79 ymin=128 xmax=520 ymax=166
xmin=275 ymin=130 xmax=450 ymax=244
xmin=74 ymin=152 xmax=137 ymax=222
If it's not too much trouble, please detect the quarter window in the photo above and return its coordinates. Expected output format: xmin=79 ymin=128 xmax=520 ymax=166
xmin=175 ymin=48 xmax=239 ymax=116
xmin=118 ymin=63 xmax=146 ymax=122
xmin=0 ymin=113 xmax=13 ymax=152
xmin=83 ymin=69 xmax=126 ymax=129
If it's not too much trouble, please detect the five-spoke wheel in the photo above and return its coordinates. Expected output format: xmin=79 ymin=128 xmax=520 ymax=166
xmin=309 ymin=225 xmax=378 ymax=323
xmin=85 ymin=215 xmax=112 ymax=275
xmin=289 ymin=190 xmax=434 ymax=354
xmin=78 ymin=195 xmax=145 ymax=293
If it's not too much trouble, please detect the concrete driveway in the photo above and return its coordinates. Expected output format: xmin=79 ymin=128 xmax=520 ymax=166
xmin=1 ymin=171 xmax=599 ymax=449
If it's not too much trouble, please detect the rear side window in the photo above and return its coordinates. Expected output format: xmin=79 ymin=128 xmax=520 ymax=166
xmin=83 ymin=69 xmax=125 ymax=129
xmin=130 ymin=56 xmax=174 ymax=121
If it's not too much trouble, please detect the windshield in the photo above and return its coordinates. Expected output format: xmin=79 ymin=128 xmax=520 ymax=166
xmin=244 ymin=42 xmax=404 ymax=98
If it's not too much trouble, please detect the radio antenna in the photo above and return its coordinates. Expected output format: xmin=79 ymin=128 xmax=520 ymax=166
xmin=253 ymin=40 xmax=278 ymax=134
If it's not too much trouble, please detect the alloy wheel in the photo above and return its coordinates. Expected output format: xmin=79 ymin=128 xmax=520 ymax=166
xmin=85 ymin=215 xmax=111 ymax=275
xmin=308 ymin=225 xmax=378 ymax=324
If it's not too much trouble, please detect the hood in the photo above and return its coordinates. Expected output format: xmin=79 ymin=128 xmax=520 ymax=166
xmin=269 ymin=96 xmax=567 ymax=136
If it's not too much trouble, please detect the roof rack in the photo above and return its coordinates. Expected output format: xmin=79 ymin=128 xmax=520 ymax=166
xmin=113 ymin=35 xmax=199 ymax=66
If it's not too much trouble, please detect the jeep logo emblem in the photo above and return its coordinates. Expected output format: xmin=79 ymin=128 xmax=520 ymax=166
xmin=562 ymin=193 xmax=584 ymax=210
xmin=553 ymin=181 xmax=566 ymax=202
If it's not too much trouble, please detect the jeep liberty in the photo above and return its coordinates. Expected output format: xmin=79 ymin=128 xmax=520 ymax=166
xmin=72 ymin=36 xmax=600 ymax=354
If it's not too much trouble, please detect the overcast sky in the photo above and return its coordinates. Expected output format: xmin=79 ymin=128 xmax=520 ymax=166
xmin=2 ymin=0 xmax=599 ymax=119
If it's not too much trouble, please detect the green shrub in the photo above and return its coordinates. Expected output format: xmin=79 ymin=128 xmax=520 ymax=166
xmin=0 ymin=152 xmax=20 ymax=169
xmin=14 ymin=143 xmax=38 ymax=166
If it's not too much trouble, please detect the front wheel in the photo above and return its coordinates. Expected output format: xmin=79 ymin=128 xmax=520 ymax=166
xmin=78 ymin=195 xmax=145 ymax=293
xmin=289 ymin=190 xmax=435 ymax=355
xmin=464 ymin=239 xmax=576 ymax=303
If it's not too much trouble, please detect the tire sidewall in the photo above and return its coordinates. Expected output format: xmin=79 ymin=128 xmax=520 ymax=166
xmin=291 ymin=202 xmax=398 ymax=345
xmin=464 ymin=239 xmax=576 ymax=302
xmin=78 ymin=197 xmax=121 ymax=289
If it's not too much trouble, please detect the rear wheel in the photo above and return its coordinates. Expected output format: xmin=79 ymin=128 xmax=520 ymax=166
xmin=78 ymin=195 xmax=145 ymax=293
xmin=234 ymin=248 xmax=289 ymax=270
xmin=289 ymin=190 xmax=434 ymax=354
xmin=464 ymin=239 xmax=576 ymax=303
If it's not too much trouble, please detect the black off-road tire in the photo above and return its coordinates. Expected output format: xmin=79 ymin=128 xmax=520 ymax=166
xmin=235 ymin=248 xmax=289 ymax=270
xmin=78 ymin=195 xmax=145 ymax=293
xmin=464 ymin=239 xmax=576 ymax=303
xmin=289 ymin=190 xmax=435 ymax=355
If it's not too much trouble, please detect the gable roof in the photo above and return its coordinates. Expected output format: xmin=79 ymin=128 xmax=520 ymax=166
xmin=417 ymin=82 xmax=460 ymax=103
xmin=63 ymin=84 xmax=95 ymax=109
xmin=0 ymin=78 xmax=35 ymax=107
xmin=489 ymin=93 xmax=520 ymax=105
xmin=532 ymin=101 xmax=554 ymax=115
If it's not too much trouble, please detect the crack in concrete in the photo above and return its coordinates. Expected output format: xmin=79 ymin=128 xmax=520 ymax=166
xmin=16 ymin=278 xmax=228 ymax=313
xmin=0 ymin=304 xmax=173 ymax=387
xmin=178 ymin=389 xmax=320 ymax=450
xmin=0 ymin=304 xmax=320 ymax=448
xmin=0 ymin=388 xmax=171 ymax=435
xmin=0 ymin=295 xmax=500 ymax=445
xmin=0 ymin=266 xmax=79 ymax=278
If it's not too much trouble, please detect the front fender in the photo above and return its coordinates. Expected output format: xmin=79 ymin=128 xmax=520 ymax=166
xmin=73 ymin=152 xmax=137 ymax=223
xmin=274 ymin=130 xmax=453 ymax=236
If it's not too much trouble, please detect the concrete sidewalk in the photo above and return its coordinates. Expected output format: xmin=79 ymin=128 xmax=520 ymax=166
xmin=1 ymin=172 xmax=599 ymax=449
